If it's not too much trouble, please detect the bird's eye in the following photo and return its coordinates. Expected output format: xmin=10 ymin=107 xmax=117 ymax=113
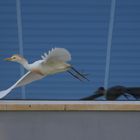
xmin=12 ymin=57 xmax=16 ymax=59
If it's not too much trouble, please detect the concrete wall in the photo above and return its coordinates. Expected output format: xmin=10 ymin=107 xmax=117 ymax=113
xmin=0 ymin=111 xmax=140 ymax=140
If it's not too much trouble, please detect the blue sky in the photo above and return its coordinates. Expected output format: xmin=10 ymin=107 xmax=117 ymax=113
xmin=0 ymin=0 xmax=140 ymax=100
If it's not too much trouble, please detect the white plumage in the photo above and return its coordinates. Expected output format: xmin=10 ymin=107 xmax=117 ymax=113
xmin=0 ymin=48 xmax=88 ymax=99
xmin=41 ymin=48 xmax=71 ymax=63
xmin=0 ymin=71 xmax=44 ymax=98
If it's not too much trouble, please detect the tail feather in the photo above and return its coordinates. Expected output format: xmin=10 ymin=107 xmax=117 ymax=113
xmin=126 ymin=87 xmax=140 ymax=99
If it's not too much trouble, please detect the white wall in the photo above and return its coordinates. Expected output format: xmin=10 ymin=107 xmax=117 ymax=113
xmin=0 ymin=111 xmax=139 ymax=140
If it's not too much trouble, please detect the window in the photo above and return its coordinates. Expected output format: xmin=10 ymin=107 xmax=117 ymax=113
xmin=0 ymin=0 xmax=139 ymax=100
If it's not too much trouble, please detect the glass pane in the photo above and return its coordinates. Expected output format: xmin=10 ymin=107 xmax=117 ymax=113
xmin=21 ymin=0 xmax=109 ymax=99
xmin=109 ymin=0 xmax=140 ymax=100
xmin=0 ymin=1 xmax=22 ymax=99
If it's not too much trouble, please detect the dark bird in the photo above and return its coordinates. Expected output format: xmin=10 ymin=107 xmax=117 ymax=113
xmin=81 ymin=86 xmax=140 ymax=101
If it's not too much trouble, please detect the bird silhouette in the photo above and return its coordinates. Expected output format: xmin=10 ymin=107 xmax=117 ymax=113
xmin=81 ymin=86 xmax=140 ymax=100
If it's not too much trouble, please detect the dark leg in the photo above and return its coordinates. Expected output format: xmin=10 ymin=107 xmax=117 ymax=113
xmin=71 ymin=66 xmax=89 ymax=81
xmin=67 ymin=71 xmax=83 ymax=81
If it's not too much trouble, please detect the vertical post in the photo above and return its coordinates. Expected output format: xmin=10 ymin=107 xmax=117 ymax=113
xmin=16 ymin=0 xmax=26 ymax=99
xmin=104 ymin=0 xmax=116 ymax=89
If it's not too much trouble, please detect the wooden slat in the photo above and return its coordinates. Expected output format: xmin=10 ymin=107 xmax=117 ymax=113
xmin=0 ymin=101 xmax=140 ymax=111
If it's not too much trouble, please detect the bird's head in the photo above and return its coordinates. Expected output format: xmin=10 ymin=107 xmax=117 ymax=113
xmin=97 ymin=87 xmax=105 ymax=94
xmin=4 ymin=54 xmax=24 ymax=63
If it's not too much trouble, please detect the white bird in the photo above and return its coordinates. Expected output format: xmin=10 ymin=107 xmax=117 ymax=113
xmin=0 ymin=48 xmax=88 ymax=98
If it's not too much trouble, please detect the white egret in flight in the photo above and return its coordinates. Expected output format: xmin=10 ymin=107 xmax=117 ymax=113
xmin=0 ymin=48 xmax=88 ymax=98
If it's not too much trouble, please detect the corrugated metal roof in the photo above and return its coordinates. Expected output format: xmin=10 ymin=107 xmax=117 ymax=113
xmin=0 ymin=0 xmax=139 ymax=100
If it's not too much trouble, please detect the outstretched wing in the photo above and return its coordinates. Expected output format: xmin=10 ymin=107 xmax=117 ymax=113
xmin=0 ymin=71 xmax=44 ymax=99
xmin=14 ymin=71 xmax=44 ymax=88
xmin=41 ymin=48 xmax=71 ymax=63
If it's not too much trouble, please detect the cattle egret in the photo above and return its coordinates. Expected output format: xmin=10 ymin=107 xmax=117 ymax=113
xmin=0 ymin=48 xmax=88 ymax=98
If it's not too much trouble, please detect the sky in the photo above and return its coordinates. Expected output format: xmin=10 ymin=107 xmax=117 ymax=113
xmin=0 ymin=0 xmax=140 ymax=100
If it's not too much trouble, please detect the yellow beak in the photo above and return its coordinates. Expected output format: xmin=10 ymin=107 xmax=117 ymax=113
xmin=4 ymin=57 xmax=13 ymax=61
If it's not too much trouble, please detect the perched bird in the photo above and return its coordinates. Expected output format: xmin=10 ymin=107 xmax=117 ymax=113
xmin=0 ymin=48 xmax=88 ymax=98
xmin=81 ymin=85 xmax=140 ymax=101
